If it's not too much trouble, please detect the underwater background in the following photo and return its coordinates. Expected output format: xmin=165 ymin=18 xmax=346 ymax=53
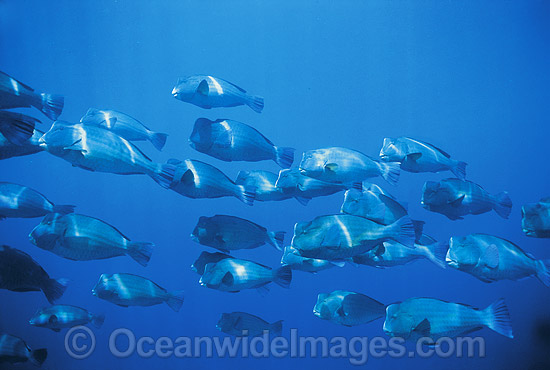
xmin=1 ymin=0 xmax=550 ymax=369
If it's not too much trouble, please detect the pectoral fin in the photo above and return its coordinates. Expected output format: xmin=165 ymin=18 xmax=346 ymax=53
xmin=405 ymin=152 xmax=423 ymax=163
xmin=413 ymin=318 xmax=431 ymax=337
xmin=181 ymin=169 xmax=195 ymax=185
xmin=482 ymin=244 xmax=500 ymax=269
xmin=63 ymin=138 xmax=87 ymax=153
xmin=325 ymin=163 xmax=338 ymax=172
xmin=197 ymin=79 xmax=209 ymax=96
xmin=222 ymin=272 xmax=234 ymax=286
xmin=449 ymin=195 xmax=465 ymax=207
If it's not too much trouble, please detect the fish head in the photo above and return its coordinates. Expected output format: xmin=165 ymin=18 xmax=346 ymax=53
xmin=199 ymin=263 xmax=223 ymax=289
xmin=383 ymin=304 xmax=414 ymax=339
xmin=340 ymin=189 xmax=370 ymax=215
xmin=39 ymin=121 xmax=80 ymax=151
xmin=522 ymin=202 xmax=550 ymax=236
xmin=313 ymin=293 xmax=331 ymax=319
xmin=446 ymin=236 xmax=481 ymax=268
xmin=189 ymin=118 xmax=216 ymax=152
xmin=275 ymin=169 xmax=300 ymax=192
xmin=379 ymin=138 xmax=403 ymax=161
xmin=421 ymin=181 xmax=450 ymax=208
xmin=290 ymin=220 xmax=321 ymax=255
xmin=92 ymin=274 xmax=117 ymax=300
xmin=28 ymin=309 xmax=53 ymax=328
xmin=172 ymin=76 xmax=202 ymax=101
xmin=29 ymin=213 xmax=64 ymax=250
xmin=299 ymin=150 xmax=328 ymax=179
xmin=191 ymin=217 xmax=215 ymax=244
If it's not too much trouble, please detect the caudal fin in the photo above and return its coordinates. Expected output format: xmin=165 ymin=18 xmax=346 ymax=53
xmin=536 ymin=259 xmax=550 ymax=287
xmin=271 ymin=320 xmax=283 ymax=336
xmin=451 ymin=161 xmax=467 ymax=180
xmin=43 ymin=278 xmax=69 ymax=303
xmin=127 ymin=242 xmax=154 ymax=267
xmin=273 ymin=266 xmax=292 ymax=288
xmin=274 ymin=147 xmax=295 ymax=168
xmin=152 ymin=163 xmax=177 ymax=189
xmin=236 ymin=185 xmax=256 ymax=206
xmin=378 ymin=161 xmax=400 ymax=185
xmin=246 ymin=95 xmax=264 ymax=113
xmin=493 ymin=192 xmax=512 ymax=219
xmin=91 ymin=313 xmax=106 ymax=328
xmin=0 ymin=112 xmax=39 ymax=145
xmin=267 ymin=231 xmax=285 ymax=251
xmin=39 ymin=93 xmax=64 ymax=120
xmin=29 ymin=348 xmax=47 ymax=366
xmin=166 ymin=290 xmax=185 ymax=312
xmin=484 ymin=298 xmax=513 ymax=338
xmin=149 ymin=132 xmax=168 ymax=151
xmin=411 ymin=220 xmax=425 ymax=242
xmin=52 ymin=204 xmax=76 ymax=214
xmin=423 ymin=241 xmax=448 ymax=269
xmin=387 ymin=216 xmax=415 ymax=248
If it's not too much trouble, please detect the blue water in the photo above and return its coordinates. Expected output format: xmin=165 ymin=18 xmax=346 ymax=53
xmin=1 ymin=1 xmax=550 ymax=369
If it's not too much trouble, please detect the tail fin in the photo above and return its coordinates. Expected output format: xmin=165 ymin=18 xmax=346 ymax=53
xmin=271 ymin=320 xmax=283 ymax=336
xmin=165 ymin=290 xmax=185 ymax=312
xmin=378 ymin=161 xmax=400 ymax=185
xmin=484 ymin=298 xmax=513 ymax=338
xmin=0 ymin=112 xmax=39 ymax=144
xmin=127 ymin=242 xmax=154 ymax=267
xmin=274 ymin=146 xmax=295 ymax=168
xmin=267 ymin=231 xmax=285 ymax=251
xmin=451 ymin=161 xmax=467 ymax=180
xmin=536 ymin=259 xmax=550 ymax=287
xmin=387 ymin=216 xmax=415 ymax=248
xmin=273 ymin=266 xmax=292 ymax=288
xmin=423 ymin=241 xmax=448 ymax=269
xmin=149 ymin=132 xmax=168 ymax=151
xmin=411 ymin=220 xmax=425 ymax=242
xmin=236 ymin=185 xmax=256 ymax=206
xmin=29 ymin=348 xmax=47 ymax=366
xmin=152 ymin=163 xmax=177 ymax=189
xmin=43 ymin=278 xmax=69 ymax=303
xmin=246 ymin=95 xmax=264 ymax=113
xmin=39 ymin=93 xmax=64 ymax=120
xmin=52 ymin=204 xmax=76 ymax=214
xmin=91 ymin=313 xmax=106 ymax=328
xmin=493 ymin=192 xmax=512 ymax=219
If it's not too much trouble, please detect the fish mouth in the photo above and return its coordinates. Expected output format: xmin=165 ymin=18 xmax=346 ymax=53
xmin=171 ymin=88 xmax=179 ymax=97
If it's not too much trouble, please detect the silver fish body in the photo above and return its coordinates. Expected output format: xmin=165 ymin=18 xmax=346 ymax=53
xmin=0 ymin=334 xmax=47 ymax=366
xmin=172 ymin=75 xmax=264 ymax=113
xmin=380 ymin=137 xmax=467 ymax=179
xmin=235 ymin=170 xmax=292 ymax=202
xmin=217 ymin=312 xmax=282 ymax=337
xmin=0 ymin=182 xmax=74 ymax=219
xmin=299 ymin=147 xmax=400 ymax=185
xmin=281 ymin=246 xmax=340 ymax=273
xmin=92 ymin=273 xmax=184 ymax=312
xmin=29 ymin=213 xmax=153 ymax=266
xmin=29 ymin=304 xmax=105 ymax=332
xmin=313 ymin=290 xmax=386 ymax=327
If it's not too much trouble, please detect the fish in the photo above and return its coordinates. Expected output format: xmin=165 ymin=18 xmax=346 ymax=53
xmin=39 ymin=121 xmax=176 ymax=188
xmin=0 ymin=182 xmax=75 ymax=220
xmin=383 ymin=297 xmax=514 ymax=343
xmin=199 ymin=258 xmax=292 ymax=292
xmin=522 ymin=197 xmax=550 ymax=238
xmin=92 ymin=273 xmax=184 ymax=312
xmin=446 ymin=233 xmax=550 ymax=286
xmin=167 ymin=159 xmax=255 ymax=206
xmin=189 ymin=118 xmax=295 ymax=168
xmin=172 ymin=75 xmax=264 ymax=113
xmin=281 ymin=245 xmax=343 ymax=273
xmin=191 ymin=215 xmax=284 ymax=252
xmin=29 ymin=213 xmax=154 ymax=267
xmin=191 ymin=251 xmax=234 ymax=275
xmin=352 ymin=235 xmax=448 ymax=269
xmin=0 ymin=333 xmax=47 ymax=367
xmin=275 ymin=168 xmax=352 ymax=205
xmin=0 ymin=70 xmax=64 ymax=120
xmin=235 ymin=170 xmax=293 ymax=202
xmin=0 ymin=245 xmax=68 ymax=303
xmin=0 ymin=128 xmax=44 ymax=160
xmin=217 ymin=312 xmax=283 ymax=337
xmin=291 ymin=214 xmax=415 ymax=260
xmin=299 ymin=147 xmax=400 ymax=185
xmin=421 ymin=178 xmax=512 ymax=220
xmin=80 ymin=108 xmax=168 ymax=151
xmin=341 ymin=187 xmax=425 ymax=240
xmin=0 ymin=110 xmax=40 ymax=145
xmin=313 ymin=291 xmax=386 ymax=327
xmin=29 ymin=305 xmax=105 ymax=332
xmin=380 ymin=137 xmax=467 ymax=180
